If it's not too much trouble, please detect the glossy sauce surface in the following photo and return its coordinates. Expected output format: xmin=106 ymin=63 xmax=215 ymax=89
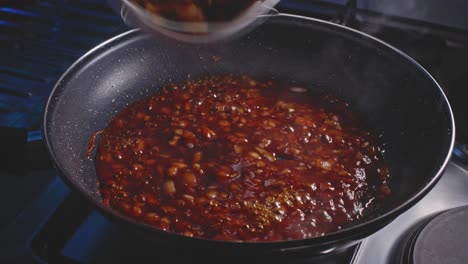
xmin=93 ymin=76 xmax=391 ymax=241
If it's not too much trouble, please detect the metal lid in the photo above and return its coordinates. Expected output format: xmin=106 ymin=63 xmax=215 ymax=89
xmin=412 ymin=205 xmax=468 ymax=264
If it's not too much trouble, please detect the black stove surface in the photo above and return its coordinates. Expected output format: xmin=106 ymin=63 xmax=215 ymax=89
xmin=1 ymin=0 xmax=468 ymax=263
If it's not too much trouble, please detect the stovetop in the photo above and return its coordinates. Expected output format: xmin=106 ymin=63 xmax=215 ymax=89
xmin=1 ymin=1 xmax=468 ymax=263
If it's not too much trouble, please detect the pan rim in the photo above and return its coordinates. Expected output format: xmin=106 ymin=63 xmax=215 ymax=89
xmin=43 ymin=13 xmax=455 ymax=249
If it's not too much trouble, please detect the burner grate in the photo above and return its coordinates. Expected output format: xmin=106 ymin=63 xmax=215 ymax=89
xmin=0 ymin=0 xmax=127 ymax=129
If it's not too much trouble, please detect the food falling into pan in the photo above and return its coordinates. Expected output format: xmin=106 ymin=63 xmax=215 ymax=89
xmin=90 ymin=75 xmax=391 ymax=241
xmin=124 ymin=0 xmax=279 ymax=40
xmin=132 ymin=0 xmax=261 ymax=23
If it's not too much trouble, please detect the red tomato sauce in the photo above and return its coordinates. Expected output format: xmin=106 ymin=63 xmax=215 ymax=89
xmin=92 ymin=75 xmax=391 ymax=241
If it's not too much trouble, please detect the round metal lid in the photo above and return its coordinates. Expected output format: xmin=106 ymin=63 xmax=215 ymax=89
xmin=412 ymin=205 xmax=468 ymax=264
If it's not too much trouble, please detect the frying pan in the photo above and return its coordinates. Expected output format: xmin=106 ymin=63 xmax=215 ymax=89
xmin=43 ymin=14 xmax=454 ymax=255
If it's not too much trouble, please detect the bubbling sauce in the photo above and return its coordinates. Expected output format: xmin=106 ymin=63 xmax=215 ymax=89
xmin=92 ymin=76 xmax=391 ymax=241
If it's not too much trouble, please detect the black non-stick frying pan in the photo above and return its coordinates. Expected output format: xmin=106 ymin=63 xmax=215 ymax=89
xmin=43 ymin=14 xmax=454 ymax=255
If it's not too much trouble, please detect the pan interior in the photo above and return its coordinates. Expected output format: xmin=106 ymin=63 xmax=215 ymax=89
xmin=45 ymin=15 xmax=453 ymax=236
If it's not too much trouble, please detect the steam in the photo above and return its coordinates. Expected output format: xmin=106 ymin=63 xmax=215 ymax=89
xmin=357 ymin=0 xmax=429 ymax=34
